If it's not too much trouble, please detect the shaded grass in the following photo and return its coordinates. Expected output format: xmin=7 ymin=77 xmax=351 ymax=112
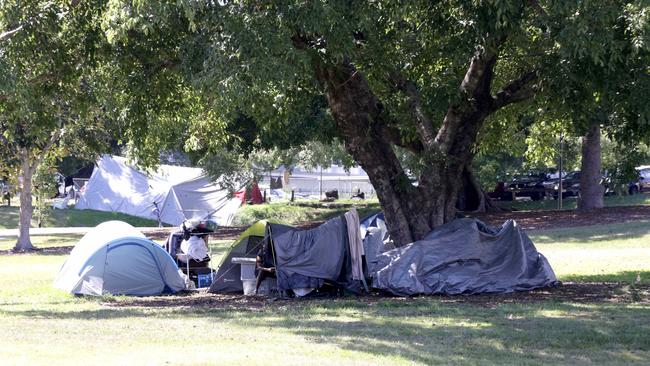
xmin=498 ymin=192 xmax=650 ymax=211
xmin=0 ymin=250 xmax=648 ymax=365
xmin=0 ymin=234 xmax=83 ymax=251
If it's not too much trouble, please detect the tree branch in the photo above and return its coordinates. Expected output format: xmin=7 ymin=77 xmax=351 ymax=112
xmin=377 ymin=121 xmax=424 ymax=153
xmin=491 ymin=70 xmax=539 ymax=111
xmin=459 ymin=47 xmax=500 ymax=100
xmin=391 ymin=74 xmax=436 ymax=150
xmin=435 ymin=45 xmax=501 ymax=155
xmin=30 ymin=127 xmax=64 ymax=171
xmin=0 ymin=25 xmax=23 ymax=42
xmin=0 ymin=132 xmax=11 ymax=147
xmin=146 ymin=58 xmax=180 ymax=76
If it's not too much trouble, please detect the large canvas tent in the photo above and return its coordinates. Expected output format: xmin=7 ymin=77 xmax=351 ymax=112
xmin=75 ymin=155 xmax=242 ymax=226
xmin=53 ymin=221 xmax=186 ymax=296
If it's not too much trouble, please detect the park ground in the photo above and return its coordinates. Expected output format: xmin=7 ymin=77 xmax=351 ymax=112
xmin=0 ymin=196 xmax=649 ymax=365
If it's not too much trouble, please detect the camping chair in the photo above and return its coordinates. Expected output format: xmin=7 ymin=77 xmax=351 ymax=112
xmin=51 ymin=195 xmax=71 ymax=210
xmin=164 ymin=219 xmax=216 ymax=288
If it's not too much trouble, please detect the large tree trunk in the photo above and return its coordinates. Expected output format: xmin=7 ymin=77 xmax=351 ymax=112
xmin=14 ymin=151 xmax=35 ymax=252
xmin=295 ymin=32 xmax=534 ymax=246
xmin=313 ymin=62 xmax=456 ymax=245
xmin=313 ymin=56 xmax=495 ymax=245
xmin=578 ymin=121 xmax=604 ymax=210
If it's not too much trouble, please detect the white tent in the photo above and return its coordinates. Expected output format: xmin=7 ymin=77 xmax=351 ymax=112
xmin=53 ymin=221 xmax=186 ymax=296
xmin=158 ymin=175 xmax=242 ymax=226
xmin=75 ymin=155 xmax=241 ymax=225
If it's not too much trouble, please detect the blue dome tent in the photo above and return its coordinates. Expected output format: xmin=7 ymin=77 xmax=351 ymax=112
xmin=54 ymin=221 xmax=186 ymax=296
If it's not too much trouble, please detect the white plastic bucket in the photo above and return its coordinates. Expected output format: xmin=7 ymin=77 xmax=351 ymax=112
xmin=242 ymin=279 xmax=256 ymax=296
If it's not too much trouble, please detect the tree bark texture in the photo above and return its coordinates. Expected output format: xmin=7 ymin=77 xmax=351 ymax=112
xmin=299 ymin=33 xmax=535 ymax=245
xmin=578 ymin=121 xmax=604 ymax=210
xmin=313 ymin=61 xmax=446 ymax=245
xmin=14 ymin=150 xmax=35 ymax=251
xmin=313 ymin=53 xmax=498 ymax=245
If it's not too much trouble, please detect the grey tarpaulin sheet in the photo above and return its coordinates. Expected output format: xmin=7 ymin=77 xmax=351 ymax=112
xmin=268 ymin=216 xmax=356 ymax=291
xmin=370 ymin=218 xmax=557 ymax=296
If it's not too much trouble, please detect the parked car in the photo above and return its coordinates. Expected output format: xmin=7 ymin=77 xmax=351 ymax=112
xmin=543 ymin=171 xmax=582 ymax=199
xmin=504 ymin=172 xmax=550 ymax=201
xmin=637 ymin=168 xmax=650 ymax=192
xmin=604 ymin=167 xmax=650 ymax=195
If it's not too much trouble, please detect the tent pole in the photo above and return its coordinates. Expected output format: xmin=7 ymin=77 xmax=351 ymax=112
xmin=319 ymin=166 xmax=323 ymax=200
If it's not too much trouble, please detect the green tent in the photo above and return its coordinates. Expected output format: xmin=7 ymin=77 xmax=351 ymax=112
xmin=208 ymin=220 xmax=268 ymax=293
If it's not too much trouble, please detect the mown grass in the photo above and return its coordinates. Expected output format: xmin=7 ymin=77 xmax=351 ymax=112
xmin=0 ymin=204 xmax=159 ymax=230
xmin=0 ymin=234 xmax=83 ymax=251
xmin=530 ymin=221 xmax=650 ymax=285
xmin=499 ymin=192 xmax=650 ymax=211
xmin=232 ymin=200 xmax=381 ymax=226
xmin=0 ymin=222 xmax=649 ymax=365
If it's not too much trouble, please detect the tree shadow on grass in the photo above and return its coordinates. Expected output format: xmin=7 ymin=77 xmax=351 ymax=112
xmin=4 ymin=298 xmax=650 ymax=364
xmin=0 ymin=206 xmax=20 ymax=229
xmin=254 ymin=302 xmax=650 ymax=364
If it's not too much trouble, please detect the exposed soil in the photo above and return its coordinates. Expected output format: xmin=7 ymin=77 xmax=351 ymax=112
xmin=102 ymin=282 xmax=649 ymax=310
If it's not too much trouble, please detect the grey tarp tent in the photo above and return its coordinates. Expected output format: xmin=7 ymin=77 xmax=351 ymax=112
xmin=54 ymin=221 xmax=186 ymax=296
xmin=262 ymin=216 xmax=359 ymax=293
xmin=369 ymin=218 xmax=557 ymax=296
xmin=210 ymin=214 xmax=362 ymax=294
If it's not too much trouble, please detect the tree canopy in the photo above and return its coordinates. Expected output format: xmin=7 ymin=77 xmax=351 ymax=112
xmin=0 ymin=1 xmax=113 ymax=250
xmin=94 ymin=0 xmax=649 ymax=245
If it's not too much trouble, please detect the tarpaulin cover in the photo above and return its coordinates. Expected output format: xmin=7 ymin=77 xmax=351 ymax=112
xmin=370 ymin=218 xmax=557 ymax=296
xmin=267 ymin=216 xmax=355 ymax=291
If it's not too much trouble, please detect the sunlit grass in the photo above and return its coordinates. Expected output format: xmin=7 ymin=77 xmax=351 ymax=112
xmin=530 ymin=221 xmax=650 ymax=284
xmin=0 ymin=222 xmax=649 ymax=364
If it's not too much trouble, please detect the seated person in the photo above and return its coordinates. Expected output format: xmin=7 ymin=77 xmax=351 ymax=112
xmin=176 ymin=235 xmax=208 ymax=264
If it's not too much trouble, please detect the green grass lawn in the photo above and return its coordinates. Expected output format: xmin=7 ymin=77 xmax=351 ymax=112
xmin=499 ymin=192 xmax=650 ymax=211
xmin=0 ymin=199 xmax=380 ymax=230
xmin=231 ymin=199 xmax=381 ymax=226
xmin=0 ymin=204 xmax=159 ymax=229
xmin=0 ymin=222 xmax=649 ymax=365
xmin=531 ymin=221 xmax=650 ymax=284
